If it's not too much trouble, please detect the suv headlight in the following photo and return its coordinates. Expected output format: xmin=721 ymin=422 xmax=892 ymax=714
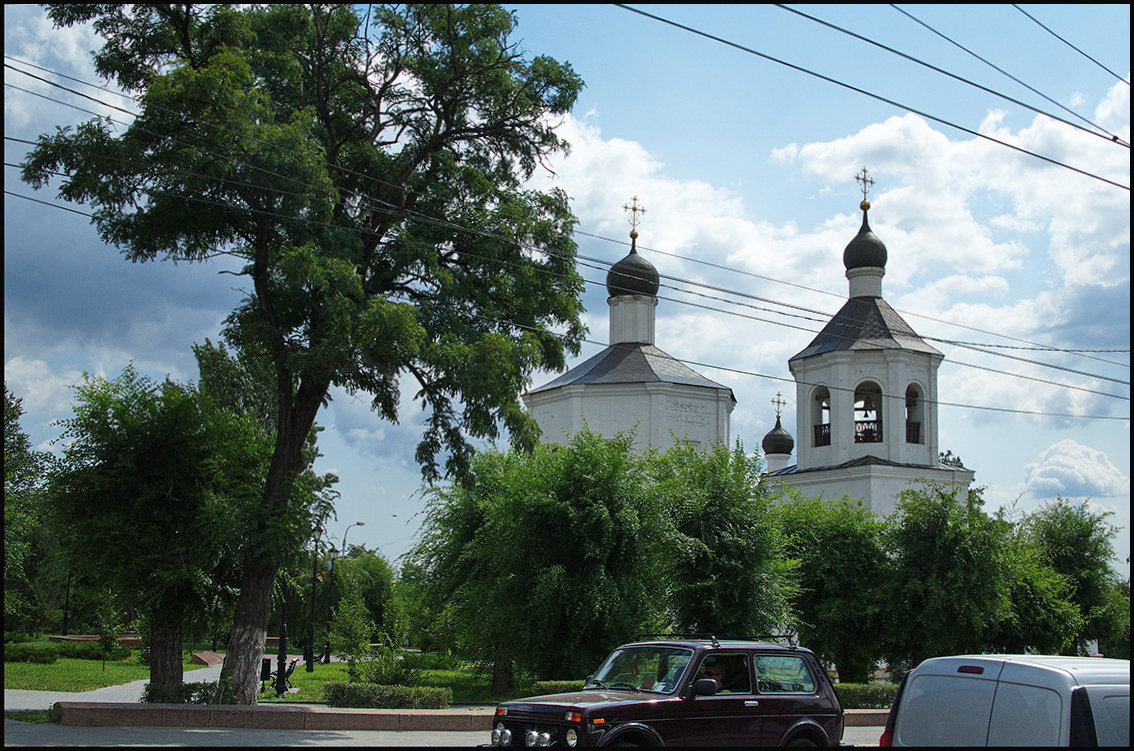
xmin=566 ymin=728 xmax=578 ymax=747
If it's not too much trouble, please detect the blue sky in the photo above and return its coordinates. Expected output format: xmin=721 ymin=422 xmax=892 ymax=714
xmin=5 ymin=4 xmax=1130 ymax=577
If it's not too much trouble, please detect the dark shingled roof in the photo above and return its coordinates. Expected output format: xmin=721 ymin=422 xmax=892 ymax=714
xmin=765 ymin=455 xmax=964 ymax=475
xmin=528 ymin=342 xmax=735 ymax=401
xmin=789 ymin=296 xmax=941 ymax=362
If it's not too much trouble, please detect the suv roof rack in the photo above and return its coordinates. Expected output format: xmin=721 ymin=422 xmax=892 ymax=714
xmin=633 ymin=633 xmax=798 ymax=649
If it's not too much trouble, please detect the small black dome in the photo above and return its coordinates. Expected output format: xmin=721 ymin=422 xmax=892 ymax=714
xmin=606 ymin=245 xmax=660 ymax=297
xmin=843 ymin=210 xmax=887 ymax=270
xmin=762 ymin=416 xmax=794 ymax=456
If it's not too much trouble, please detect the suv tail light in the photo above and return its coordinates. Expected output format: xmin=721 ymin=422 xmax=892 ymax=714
xmin=879 ymin=729 xmax=893 ymax=746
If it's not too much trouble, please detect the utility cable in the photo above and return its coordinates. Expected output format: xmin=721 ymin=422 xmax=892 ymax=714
xmin=777 ymin=4 xmax=1128 ymax=147
xmin=6 ymin=62 xmax=1129 ymax=373
xmin=1012 ymin=4 xmax=1130 ymax=86
xmin=890 ymin=4 xmax=1128 ymax=144
xmin=613 ymin=4 xmax=1129 ymax=191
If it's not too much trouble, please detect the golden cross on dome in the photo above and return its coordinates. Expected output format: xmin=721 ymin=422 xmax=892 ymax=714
xmin=622 ymin=196 xmax=647 ymax=232
xmin=855 ymin=167 xmax=875 ymax=210
xmin=771 ymin=392 xmax=787 ymax=419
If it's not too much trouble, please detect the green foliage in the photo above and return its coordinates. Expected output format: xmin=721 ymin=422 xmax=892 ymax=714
xmin=4 ymin=384 xmax=54 ymax=632
xmin=649 ymin=441 xmax=796 ymax=635
xmin=409 ymin=429 xmax=666 ymax=683
xmin=881 ymin=484 xmax=1009 ymax=673
xmin=336 ymin=549 xmax=403 ymax=643
xmin=52 ymin=641 xmax=131 ymax=662
xmin=4 ymin=642 xmax=59 ymax=664
xmin=140 ymin=681 xmax=219 ymax=704
xmin=1020 ymin=498 xmax=1122 ymax=652
xmin=354 ymin=639 xmax=424 ymax=687
xmin=832 ymin=683 xmax=899 ymax=709
xmin=531 ymin=680 xmax=585 ymax=695
xmin=49 ymin=367 xmax=264 ymax=636
xmin=324 ymin=682 xmax=452 ymax=709
xmin=22 ymin=4 xmax=587 ymax=701
xmin=329 ymin=589 xmax=376 ymax=680
xmin=772 ymin=493 xmax=886 ymax=683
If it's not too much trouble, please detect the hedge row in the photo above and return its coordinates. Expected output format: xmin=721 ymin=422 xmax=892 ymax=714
xmin=530 ymin=680 xmax=584 ymax=695
xmin=324 ymin=682 xmax=452 ymax=709
xmin=3 ymin=640 xmax=133 ymax=663
xmin=833 ymin=683 xmax=898 ymax=709
xmin=3 ymin=642 xmax=59 ymax=664
xmin=140 ymin=681 xmax=218 ymax=704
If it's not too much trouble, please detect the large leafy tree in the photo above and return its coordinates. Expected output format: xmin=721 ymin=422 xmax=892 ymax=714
xmin=772 ymin=493 xmax=886 ymax=683
xmin=49 ymin=366 xmax=271 ymax=692
xmin=4 ymin=385 xmax=54 ymax=632
xmin=23 ymin=4 xmax=585 ymax=702
xmin=1020 ymin=498 xmax=1123 ymax=654
xmin=410 ymin=430 xmax=667 ymax=687
xmin=881 ymin=484 xmax=1009 ymax=675
xmin=648 ymin=442 xmax=796 ymax=636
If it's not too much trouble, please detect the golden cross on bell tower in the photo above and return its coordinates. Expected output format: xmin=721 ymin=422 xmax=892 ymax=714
xmin=771 ymin=392 xmax=787 ymax=420
xmin=855 ymin=167 xmax=875 ymax=210
xmin=622 ymin=196 xmax=647 ymax=236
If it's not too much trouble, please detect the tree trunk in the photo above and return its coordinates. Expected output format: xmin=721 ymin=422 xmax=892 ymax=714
xmin=147 ymin=620 xmax=184 ymax=694
xmin=218 ymin=376 xmax=330 ymax=704
xmin=491 ymin=658 xmax=514 ymax=694
xmin=218 ymin=560 xmax=277 ymax=704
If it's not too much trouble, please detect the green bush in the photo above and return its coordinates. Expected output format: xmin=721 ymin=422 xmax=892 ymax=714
xmin=4 ymin=642 xmax=59 ymax=664
xmin=4 ymin=633 xmax=35 ymax=644
xmin=530 ymin=680 xmax=584 ymax=696
xmin=53 ymin=641 xmax=131 ymax=661
xmin=400 ymin=651 xmax=462 ymax=671
xmin=324 ymin=682 xmax=452 ymax=709
xmin=833 ymin=682 xmax=898 ymax=709
xmin=140 ymin=681 xmax=218 ymax=704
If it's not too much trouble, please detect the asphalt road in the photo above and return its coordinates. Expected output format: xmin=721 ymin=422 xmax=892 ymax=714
xmin=3 ymin=717 xmax=883 ymax=746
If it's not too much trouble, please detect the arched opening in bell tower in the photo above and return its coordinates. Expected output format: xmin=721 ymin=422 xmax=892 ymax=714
xmin=853 ymin=381 xmax=883 ymax=443
xmin=905 ymin=384 xmax=925 ymax=444
xmin=812 ymin=386 xmax=831 ymax=447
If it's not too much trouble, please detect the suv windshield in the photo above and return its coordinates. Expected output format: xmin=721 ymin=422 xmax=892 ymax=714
xmin=585 ymin=647 xmax=693 ymax=694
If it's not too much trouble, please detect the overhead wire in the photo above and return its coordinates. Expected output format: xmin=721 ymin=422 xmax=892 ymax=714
xmin=5 ymin=78 xmax=1129 ymax=391
xmin=4 ymin=58 xmax=1129 ymax=405
xmin=889 ymin=4 xmax=1129 ymax=144
xmin=612 ymin=4 xmax=1129 ymax=191
xmin=1012 ymin=4 xmax=1131 ymax=86
xmin=5 ymin=56 xmax=1129 ymax=372
xmin=776 ymin=4 xmax=1129 ymax=147
xmin=7 ymin=181 xmax=1128 ymax=414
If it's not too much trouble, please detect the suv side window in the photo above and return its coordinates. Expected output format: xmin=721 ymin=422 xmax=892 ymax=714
xmin=697 ymin=652 xmax=752 ymax=694
xmin=754 ymin=654 xmax=815 ymax=694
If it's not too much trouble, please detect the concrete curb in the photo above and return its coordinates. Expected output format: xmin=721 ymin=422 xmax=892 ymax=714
xmin=51 ymin=702 xmax=886 ymax=731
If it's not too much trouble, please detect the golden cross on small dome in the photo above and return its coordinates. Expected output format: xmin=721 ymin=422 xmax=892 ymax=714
xmin=622 ymin=196 xmax=647 ymax=235
xmin=855 ymin=167 xmax=875 ymax=210
xmin=771 ymin=392 xmax=787 ymax=419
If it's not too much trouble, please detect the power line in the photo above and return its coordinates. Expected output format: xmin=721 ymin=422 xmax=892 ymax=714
xmin=8 ymin=183 xmax=1128 ymax=411
xmin=890 ymin=4 xmax=1129 ymax=145
xmin=1012 ymin=4 xmax=1131 ymax=86
xmin=612 ymin=4 xmax=1130 ymax=191
xmin=777 ymin=4 xmax=1129 ymax=147
xmin=6 ymin=56 xmax=1129 ymax=371
xmin=6 ymin=60 xmax=1128 ymax=386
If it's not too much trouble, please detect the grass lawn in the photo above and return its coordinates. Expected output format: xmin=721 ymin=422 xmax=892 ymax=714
xmin=4 ymin=657 xmax=212 ymax=693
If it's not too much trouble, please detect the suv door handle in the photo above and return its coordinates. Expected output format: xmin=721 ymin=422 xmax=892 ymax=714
xmin=744 ymin=701 xmax=760 ymax=707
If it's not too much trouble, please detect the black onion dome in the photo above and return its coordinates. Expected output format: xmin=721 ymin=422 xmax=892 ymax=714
xmin=606 ymin=240 xmax=660 ymax=297
xmin=762 ymin=417 xmax=795 ymax=455
xmin=843 ymin=209 xmax=888 ymax=270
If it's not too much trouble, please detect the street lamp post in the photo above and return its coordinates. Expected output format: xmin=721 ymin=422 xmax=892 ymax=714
xmin=322 ymin=521 xmax=364 ymax=664
xmin=305 ymin=530 xmax=321 ymax=672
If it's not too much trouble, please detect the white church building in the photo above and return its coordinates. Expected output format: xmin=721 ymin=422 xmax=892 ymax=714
xmin=523 ymin=199 xmax=735 ymax=453
xmin=762 ymin=185 xmax=974 ymax=516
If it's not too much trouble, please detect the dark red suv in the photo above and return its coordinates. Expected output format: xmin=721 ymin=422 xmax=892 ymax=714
xmin=484 ymin=635 xmax=845 ymax=747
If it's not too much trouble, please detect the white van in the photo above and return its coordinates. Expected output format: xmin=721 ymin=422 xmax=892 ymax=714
xmin=880 ymin=655 xmax=1129 ymax=747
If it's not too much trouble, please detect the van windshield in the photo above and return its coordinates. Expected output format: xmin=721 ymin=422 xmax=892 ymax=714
xmin=586 ymin=647 xmax=693 ymax=694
